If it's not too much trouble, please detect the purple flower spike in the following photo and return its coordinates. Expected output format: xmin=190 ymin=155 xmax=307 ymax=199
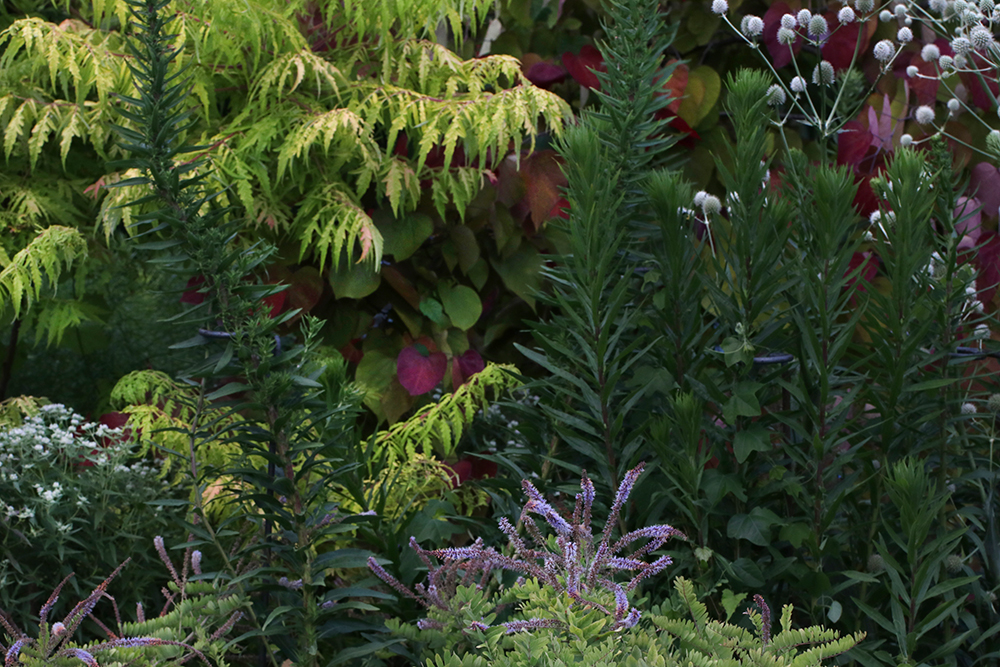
xmin=61 ymin=648 xmax=98 ymax=667
xmin=503 ymin=618 xmax=564 ymax=634
xmin=5 ymin=638 xmax=32 ymax=667
xmin=580 ymin=471 xmax=595 ymax=528
xmin=754 ymin=594 xmax=772 ymax=647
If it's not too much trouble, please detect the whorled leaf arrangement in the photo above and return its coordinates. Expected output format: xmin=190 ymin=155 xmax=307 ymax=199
xmin=369 ymin=463 xmax=683 ymax=634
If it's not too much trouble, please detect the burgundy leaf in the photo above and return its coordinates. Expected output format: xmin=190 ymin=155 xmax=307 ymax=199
xmin=562 ymin=45 xmax=606 ymax=90
xmin=180 ymin=275 xmax=207 ymax=304
xmin=971 ymin=162 xmax=1000 ymax=220
xmin=821 ymin=13 xmax=866 ymax=70
xmin=397 ymin=345 xmax=447 ymax=396
xmin=954 ymin=196 xmax=983 ymax=241
xmin=763 ymin=2 xmax=803 ymax=69
xmin=451 ymin=349 xmax=485 ymax=387
xmin=525 ymin=61 xmax=568 ymax=89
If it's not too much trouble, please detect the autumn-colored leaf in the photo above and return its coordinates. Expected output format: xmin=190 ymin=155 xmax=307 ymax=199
xmin=970 ymin=162 xmax=1000 ymax=220
xmin=520 ymin=149 xmax=567 ymax=231
xmin=397 ymin=344 xmax=448 ymax=396
xmin=820 ymin=11 xmax=869 ymax=70
xmin=522 ymin=53 xmax=568 ymax=89
xmin=180 ymin=275 xmax=207 ymax=305
xmin=562 ymin=45 xmax=605 ymax=90
xmin=763 ymin=2 xmax=803 ymax=69
xmin=451 ymin=348 xmax=485 ymax=387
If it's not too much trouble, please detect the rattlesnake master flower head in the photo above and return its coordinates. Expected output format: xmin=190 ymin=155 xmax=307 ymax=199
xmin=982 ymin=0 xmax=995 ymax=12
xmin=838 ymin=6 xmax=856 ymax=22
xmin=897 ymin=26 xmax=913 ymax=42
xmin=855 ymin=0 xmax=874 ymax=11
xmin=952 ymin=36 xmax=974 ymax=55
xmin=961 ymin=402 xmax=977 ymax=415
xmin=987 ymin=393 xmax=1000 ymax=413
xmin=987 ymin=129 xmax=1000 ymax=157
xmin=971 ymin=25 xmax=995 ymax=50
xmin=874 ymin=39 xmax=895 ymax=62
xmin=701 ymin=194 xmax=722 ymax=216
xmin=948 ymin=97 xmax=962 ymax=112
xmin=766 ymin=84 xmax=787 ymax=105
xmin=808 ymin=14 xmax=828 ymax=37
xmin=711 ymin=0 xmax=728 ymax=15
xmin=790 ymin=76 xmax=807 ymax=92
xmin=812 ymin=60 xmax=835 ymax=85
xmin=780 ymin=13 xmax=797 ymax=29
xmin=693 ymin=190 xmax=708 ymax=207
xmin=777 ymin=27 xmax=797 ymax=45
xmin=900 ymin=133 xmax=913 ymax=147
xmin=922 ymin=43 xmax=941 ymax=61
xmin=879 ymin=8 xmax=893 ymax=21
xmin=796 ymin=8 xmax=812 ymax=26
xmin=741 ymin=15 xmax=764 ymax=37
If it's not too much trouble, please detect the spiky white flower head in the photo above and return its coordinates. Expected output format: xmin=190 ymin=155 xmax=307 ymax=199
xmin=766 ymin=84 xmax=787 ymax=105
xmin=988 ymin=393 xmax=1000 ymax=413
xmin=711 ymin=0 xmax=728 ymax=15
xmin=907 ymin=65 xmax=919 ymax=77
xmin=897 ymin=26 xmax=914 ymax=42
xmin=879 ymin=9 xmax=893 ymax=21
xmin=808 ymin=14 xmax=829 ymax=37
xmin=988 ymin=129 xmax=1000 ymax=154
xmin=867 ymin=553 xmax=886 ymax=573
xmin=790 ymin=75 xmax=807 ymax=92
xmin=930 ymin=0 xmax=948 ymax=12
xmin=955 ymin=0 xmax=970 ymax=12
xmin=952 ymin=36 xmax=974 ymax=55
xmin=797 ymin=8 xmax=813 ymax=26
xmin=693 ymin=191 xmax=708 ymax=207
xmin=838 ymin=6 xmax=857 ymax=22
xmin=780 ymin=13 xmax=797 ymax=29
xmin=741 ymin=15 xmax=764 ymax=36
xmin=961 ymin=402 xmax=978 ymax=414
xmin=948 ymin=97 xmax=962 ymax=111
xmin=974 ymin=323 xmax=991 ymax=339
xmin=994 ymin=5 xmax=1000 ymax=21
xmin=900 ymin=133 xmax=913 ymax=147
xmin=778 ymin=27 xmax=797 ymax=45
xmin=702 ymin=194 xmax=722 ymax=216
xmin=894 ymin=2 xmax=908 ymax=18
xmin=873 ymin=39 xmax=895 ymax=62
xmin=971 ymin=25 xmax=994 ymax=50
xmin=982 ymin=0 xmax=995 ymax=13
xmin=940 ymin=54 xmax=955 ymax=69
xmin=855 ymin=0 xmax=874 ymax=11
xmin=915 ymin=105 xmax=936 ymax=124
xmin=954 ymin=53 xmax=969 ymax=68
xmin=922 ymin=43 xmax=942 ymax=61
xmin=869 ymin=210 xmax=882 ymax=225
xmin=813 ymin=60 xmax=835 ymax=85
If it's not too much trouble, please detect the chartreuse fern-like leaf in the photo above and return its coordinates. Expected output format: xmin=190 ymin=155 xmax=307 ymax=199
xmin=0 ymin=225 xmax=87 ymax=319
xmin=375 ymin=362 xmax=520 ymax=464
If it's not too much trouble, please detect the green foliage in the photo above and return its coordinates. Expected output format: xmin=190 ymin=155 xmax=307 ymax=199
xmin=0 ymin=225 xmax=87 ymax=319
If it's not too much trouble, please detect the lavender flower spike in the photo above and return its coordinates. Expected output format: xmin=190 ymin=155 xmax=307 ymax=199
xmin=6 ymin=638 xmax=32 ymax=667
xmin=367 ymin=556 xmax=423 ymax=605
xmin=754 ymin=594 xmax=772 ymax=647
xmin=60 ymin=648 xmax=98 ymax=667
xmin=503 ymin=618 xmax=564 ymax=634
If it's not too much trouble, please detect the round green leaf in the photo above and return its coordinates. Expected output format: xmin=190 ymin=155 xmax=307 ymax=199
xmin=329 ymin=261 xmax=381 ymax=299
xmin=439 ymin=283 xmax=482 ymax=330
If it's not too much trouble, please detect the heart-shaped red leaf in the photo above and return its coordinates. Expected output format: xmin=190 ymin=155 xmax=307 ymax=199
xmin=451 ymin=349 xmax=485 ymax=387
xmin=397 ymin=345 xmax=447 ymax=396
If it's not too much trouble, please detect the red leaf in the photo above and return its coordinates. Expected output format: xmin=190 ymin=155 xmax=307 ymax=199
xmin=525 ymin=61 xmax=568 ymax=89
xmin=905 ymin=52 xmax=940 ymax=106
xmin=970 ymin=162 xmax=1000 ymax=220
xmin=451 ymin=349 xmax=485 ymax=387
xmin=954 ymin=196 xmax=983 ymax=241
xmin=397 ymin=345 xmax=447 ymax=396
xmin=974 ymin=231 xmax=1000 ymax=309
xmin=837 ymin=120 xmax=870 ymax=167
xmin=820 ymin=13 xmax=867 ymax=70
xmin=520 ymin=149 xmax=568 ymax=231
xmin=339 ymin=338 xmax=364 ymax=365
xmin=763 ymin=2 xmax=803 ymax=69
xmin=561 ymin=45 xmax=606 ymax=90
xmin=961 ymin=51 xmax=999 ymax=110
xmin=180 ymin=275 xmax=207 ymax=304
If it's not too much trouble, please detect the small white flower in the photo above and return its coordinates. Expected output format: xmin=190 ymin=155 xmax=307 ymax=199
xmin=873 ymin=39 xmax=895 ymax=62
xmin=906 ymin=65 xmax=919 ymax=77
xmin=790 ymin=75 xmax=806 ymax=92
xmin=940 ymin=54 xmax=955 ymax=70
xmin=922 ymin=43 xmax=942 ymax=61
xmin=694 ymin=190 xmax=708 ymax=207
xmin=813 ymin=60 xmax=835 ymax=85
xmin=797 ymin=8 xmax=813 ymax=26
xmin=766 ymin=84 xmax=787 ymax=105
xmin=702 ymin=195 xmax=722 ymax=216
xmin=897 ymin=26 xmax=913 ymax=42
xmin=870 ymin=210 xmax=882 ymax=225
xmin=895 ymin=2 xmax=908 ymax=18
xmin=879 ymin=8 xmax=893 ymax=21
xmin=780 ymin=13 xmax=797 ymax=29
xmin=808 ymin=14 xmax=829 ymax=37
xmin=778 ymin=26 xmax=797 ymax=45
xmin=974 ymin=323 xmax=991 ymax=339
xmin=952 ymin=36 xmax=974 ymax=55
xmin=839 ymin=6 xmax=856 ymax=23
xmin=900 ymin=133 xmax=913 ymax=147
xmin=971 ymin=25 xmax=994 ymax=50
xmin=711 ymin=0 xmax=728 ymax=15
xmin=741 ymin=15 xmax=764 ymax=36
xmin=855 ymin=0 xmax=874 ymax=10
xmin=948 ymin=97 xmax=962 ymax=112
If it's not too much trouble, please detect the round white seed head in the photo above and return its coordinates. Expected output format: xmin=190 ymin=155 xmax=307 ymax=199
xmin=961 ymin=402 xmax=978 ymax=415
xmin=797 ymin=8 xmax=813 ymax=26
xmin=954 ymin=0 xmax=970 ymax=12
xmin=948 ymin=97 xmax=962 ymax=111
xmin=952 ymin=36 xmax=974 ymax=55
xmin=813 ymin=60 xmax=835 ymax=85
xmin=940 ymin=54 xmax=955 ymax=69
xmin=694 ymin=191 xmax=708 ymax=207
xmin=915 ymin=105 xmax=936 ymax=124
xmin=790 ymin=75 xmax=807 ymax=92
xmin=711 ymin=0 xmax=728 ymax=15
xmin=906 ymin=65 xmax=919 ymax=77
xmin=905 ymin=16 xmax=913 ymax=25
xmin=741 ymin=15 xmax=765 ymax=36
xmin=879 ymin=9 xmax=893 ymax=21
xmin=954 ymin=53 xmax=968 ymax=68
xmin=873 ymin=39 xmax=895 ymax=62
xmin=808 ymin=14 xmax=829 ymax=36
xmin=921 ymin=43 xmax=941 ymax=61
xmin=855 ymin=0 xmax=874 ymax=11
xmin=930 ymin=0 xmax=948 ymax=13
xmin=766 ymin=84 xmax=787 ymax=106
xmin=987 ymin=393 xmax=1000 ymax=413
xmin=897 ymin=26 xmax=913 ymax=42
xmin=971 ymin=25 xmax=994 ymax=50
xmin=982 ymin=0 xmax=995 ymax=13
xmin=987 ymin=129 xmax=1000 ymax=155
xmin=900 ymin=133 xmax=913 ymax=147
xmin=781 ymin=13 xmax=797 ymax=29
xmin=962 ymin=9 xmax=982 ymax=23
xmin=777 ymin=27 xmax=797 ymax=45
xmin=702 ymin=194 xmax=722 ymax=216
xmin=838 ymin=6 xmax=856 ymax=22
